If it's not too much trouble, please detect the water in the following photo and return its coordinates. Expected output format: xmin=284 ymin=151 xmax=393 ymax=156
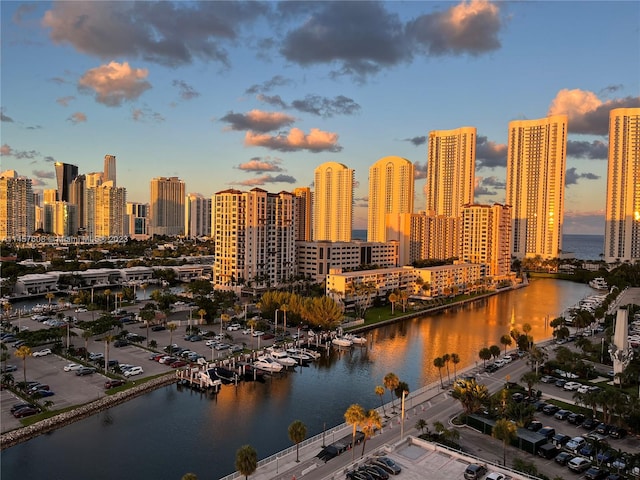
xmin=1 ymin=278 xmax=592 ymax=480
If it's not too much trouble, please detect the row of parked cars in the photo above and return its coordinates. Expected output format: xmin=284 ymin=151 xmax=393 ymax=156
xmin=346 ymin=456 xmax=402 ymax=479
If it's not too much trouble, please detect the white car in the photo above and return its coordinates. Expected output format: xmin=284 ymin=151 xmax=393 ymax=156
xmin=32 ymin=348 xmax=52 ymax=357
xmin=227 ymin=323 xmax=241 ymax=331
xmin=563 ymin=381 xmax=582 ymax=391
xmin=252 ymin=331 xmax=264 ymax=337
xmin=577 ymin=384 xmax=591 ymax=394
xmin=75 ymin=308 xmax=88 ymax=313
xmin=64 ymin=363 xmax=82 ymax=372
xmin=205 ymin=339 xmax=218 ymax=347
xmin=124 ymin=366 xmax=143 ymax=377
xmin=486 ymin=473 xmax=507 ymax=480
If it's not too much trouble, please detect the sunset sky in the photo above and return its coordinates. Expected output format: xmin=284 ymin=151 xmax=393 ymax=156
xmin=2 ymin=1 xmax=639 ymax=234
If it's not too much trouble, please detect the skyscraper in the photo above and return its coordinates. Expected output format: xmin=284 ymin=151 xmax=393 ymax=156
xmin=150 ymin=177 xmax=185 ymax=237
xmin=0 ymin=170 xmax=34 ymax=240
xmin=426 ymin=127 xmax=476 ymax=217
xmin=293 ymin=187 xmax=312 ymax=241
xmin=103 ymin=155 xmax=117 ymax=186
xmin=54 ymin=162 xmax=78 ymax=202
xmin=506 ymin=115 xmax=568 ymax=259
xmin=69 ymin=174 xmax=86 ymax=232
xmin=86 ymin=181 xmax=127 ymax=237
xmin=184 ymin=193 xmax=211 ymax=239
xmin=604 ymin=108 xmax=640 ymax=263
xmin=367 ymin=156 xmax=414 ymax=243
xmin=126 ymin=202 xmax=149 ymax=239
xmin=313 ymin=162 xmax=354 ymax=242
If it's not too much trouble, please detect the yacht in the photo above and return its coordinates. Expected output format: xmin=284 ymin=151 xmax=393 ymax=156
xmin=285 ymin=348 xmax=314 ymax=364
xmin=266 ymin=349 xmax=298 ymax=368
xmin=344 ymin=333 xmax=367 ymax=345
xmin=253 ymin=355 xmax=284 ymax=373
xmin=588 ymin=277 xmax=609 ymax=291
xmin=331 ymin=336 xmax=353 ymax=348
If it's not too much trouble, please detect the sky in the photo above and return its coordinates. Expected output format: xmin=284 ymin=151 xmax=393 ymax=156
xmin=1 ymin=1 xmax=639 ymax=234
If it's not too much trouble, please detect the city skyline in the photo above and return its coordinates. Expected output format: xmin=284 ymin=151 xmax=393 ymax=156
xmin=2 ymin=1 xmax=639 ymax=234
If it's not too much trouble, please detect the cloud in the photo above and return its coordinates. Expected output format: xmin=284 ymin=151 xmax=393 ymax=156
xmin=42 ymin=2 xmax=267 ymax=67
xmin=1 ymin=144 xmax=39 ymax=159
xmin=567 ymin=140 xmax=608 ymax=160
xmin=237 ymin=157 xmax=283 ymax=173
xmin=256 ymin=93 xmax=361 ymax=117
xmin=548 ymin=88 xmax=640 ymax=135
xmin=405 ymin=136 xmax=427 ymax=146
xmin=131 ymin=106 xmax=165 ymax=123
xmin=474 ymin=175 xmax=504 ymax=196
xmin=172 ymin=80 xmax=200 ymax=101
xmin=233 ymin=174 xmax=297 ymax=186
xmin=414 ymin=161 xmax=427 ymax=180
xmin=78 ymin=61 xmax=151 ymax=106
xmin=32 ymin=169 xmax=55 ymax=179
xmin=1 ymin=109 xmax=14 ymax=122
xmin=563 ymin=210 xmax=605 ymax=236
xmin=221 ymin=110 xmax=295 ymax=133
xmin=476 ymin=135 xmax=507 ymax=169
xmin=56 ymin=96 xmax=76 ymax=107
xmin=13 ymin=3 xmax=38 ymax=23
xmin=67 ymin=112 xmax=87 ymax=124
xmin=244 ymin=127 xmax=342 ymax=153
xmin=257 ymin=94 xmax=288 ymax=109
xmin=43 ymin=156 xmax=55 ymax=163
xmin=565 ymin=167 xmax=600 ymax=186
xmin=245 ymin=75 xmax=293 ymax=95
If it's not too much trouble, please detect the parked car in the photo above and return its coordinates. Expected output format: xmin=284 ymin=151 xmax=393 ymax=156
xmin=32 ymin=348 xmax=52 ymax=357
xmin=538 ymin=443 xmax=559 ymax=459
xmin=579 ymin=442 xmax=596 ymax=458
xmin=555 ymin=451 xmax=574 ymax=466
xmin=609 ymin=426 xmax=627 ymax=439
xmin=568 ymin=413 xmax=586 ymax=425
xmin=538 ymin=427 xmax=556 ymax=440
xmin=485 ymin=473 xmax=507 ymax=480
xmin=464 ymin=464 xmax=487 ymax=480
xmin=10 ymin=402 xmax=38 ymax=414
xmin=585 ymin=466 xmax=609 ymax=480
xmin=565 ymin=436 xmax=587 ymax=453
xmin=104 ymin=379 xmax=126 ymax=389
xmin=543 ymin=404 xmax=560 ymax=415
xmin=595 ymin=423 xmax=613 ymax=435
xmin=582 ymin=418 xmax=599 ymax=430
xmin=32 ymin=389 xmax=54 ymax=398
xmin=227 ymin=323 xmax=241 ymax=331
xmin=89 ymin=352 xmax=104 ymax=361
xmin=596 ymin=449 xmax=616 ymax=465
xmin=76 ymin=366 xmax=96 ymax=376
xmin=113 ymin=339 xmax=129 ymax=348
xmin=371 ymin=457 xmax=401 ymax=475
xmin=527 ymin=420 xmax=543 ymax=432
xmin=563 ymin=381 xmax=583 ymax=391
xmin=554 ymin=409 xmax=572 ymax=420
xmin=568 ymin=456 xmax=592 ymax=473
xmin=540 ymin=375 xmax=557 ymax=383
xmin=124 ymin=366 xmax=143 ymax=377
xmin=552 ymin=433 xmax=571 ymax=449
xmin=13 ymin=406 xmax=40 ymax=418
xmin=63 ymin=363 xmax=82 ymax=372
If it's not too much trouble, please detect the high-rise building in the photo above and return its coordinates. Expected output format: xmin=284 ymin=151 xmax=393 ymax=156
xmin=0 ymin=170 xmax=35 ymax=240
xmin=461 ymin=203 xmax=512 ymax=279
xmin=103 ymin=155 xmax=117 ymax=186
xmin=44 ymin=201 xmax=77 ymax=236
xmin=426 ymin=127 xmax=476 ymax=217
xmin=86 ymin=181 xmax=126 ymax=237
xmin=54 ymin=162 xmax=78 ymax=202
xmin=293 ymin=187 xmax=312 ymax=241
xmin=367 ymin=156 xmax=414 ymax=243
xmin=150 ymin=177 xmax=185 ymax=237
xmin=604 ymin=108 xmax=640 ymax=263
xmin=313 ymin=162 xmax=354 ymax=242
xmin=126 ymin=202 xmax=149 ymax=239
xmin=506 ymin=115 xmax=568 ymax=259
xmin=43 ymin=189 xmax=58 ymax=205
xmin=213 ymin=188 xmax=296 ymax=292
xmin=185 ymin=193 xmax=211 ymax=239
xmin=69 ymin=174 xmax=86 ymax=233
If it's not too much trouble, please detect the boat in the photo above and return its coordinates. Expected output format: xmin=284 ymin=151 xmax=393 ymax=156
xmin=344 ymin=333 xmax=367 ymax=345
xmin=266 ymin=349 xmax=298 ymax=367
xmin=285 ymin=348 xmax=314 ymax=363
xmin=331 ymin=336 xmax=353 ymax=348
xmin=212 ymin=366 xmax=238 ymax=383
xmin=189 ymin=368 xmax=223 ymax=389
xmin=589 ymin=277 xmax=609 ymax=290
xmin=253 ymin=355 xmax=284 ymax=373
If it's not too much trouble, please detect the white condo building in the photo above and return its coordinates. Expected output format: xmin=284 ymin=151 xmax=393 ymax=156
xmin=150 ymin=177 xmax=185 ymax=237
xmin=604 ymin=108 xmax=640 ymax=263
xmin=213 ymin=188 xmax=296 ymax=292
xmin=506 ymin=115 xmax=568 ymax=259
xmin=313 ymin=162 xmax=354 ymax=242
xmin=185 ymin=193 xmax=212 ymax=239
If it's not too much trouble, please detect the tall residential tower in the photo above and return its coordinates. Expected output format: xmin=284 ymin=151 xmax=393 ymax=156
xmin=150 ymin=177 xmax=185 ymax=237
xmin=313 ymin=162 xmax=354 ymax=242
xmin=604 ymin=108 xmax=640 ymax=263
xmin=54 ymin=162 xmax=78 ymax=202
xmin=506 ymin=115 xmax=568 ymax=259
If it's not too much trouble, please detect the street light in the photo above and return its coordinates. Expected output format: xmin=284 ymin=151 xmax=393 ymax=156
xmin=400 ymin=390 xmax=408 ymax=440
xmin=274 ymin=309 xmax=279 ymax=335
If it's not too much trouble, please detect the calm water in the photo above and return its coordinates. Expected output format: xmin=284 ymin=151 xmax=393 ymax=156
xmin=1 ymin=278 xmax=592 ymax=480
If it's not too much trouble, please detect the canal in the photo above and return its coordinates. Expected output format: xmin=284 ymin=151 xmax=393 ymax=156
xmin=1 ymin=278 xmax=592 ymax=480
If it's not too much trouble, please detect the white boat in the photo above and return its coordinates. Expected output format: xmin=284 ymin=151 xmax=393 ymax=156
xmin=299 ymin=348 xmax=321 ymax=360
xmin=344 ymin=333 xmax=367 ymax=345
xmin=589 ymin=277 xmax=608 ymax=290
xmin=266 ymin=349 xmax=298 ymax=367
xmin=331 ymin=336 xmax=353 ymax=348
xmin=253 ymin=355 xmax=284 ymax=373
xmin=285 ymin=348 xmax=314 ymax=363
xmin=197 ymin=369 xmax=223 ymax=388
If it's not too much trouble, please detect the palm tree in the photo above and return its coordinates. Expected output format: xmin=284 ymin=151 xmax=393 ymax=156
xmin=82 ymin=330 xmax=92 ymax=360
xmin=451 ymin=353 xmax=460 ymax=380
xmin=479 ymin=347 xmax=492 ymax=367
xmin=442 ymin=353 xmax=451 ymax=384
xmin=288 ymin=420 xmax=307 ymax=462
xmin=493 ymin=418 xmax=517 ymax=465
xmin=522 ymin=322 xmax=533 ymax=349
xmin=452 ymin=378 xmax=489 ymax=415
xmin=383 ymin=372 xmax=400 ymax=412
xmin=235 ymin=444 xmax=257 ymax=480
xmin=433 ymin=356 xmax=445 ymax=388
xmin=360 ymin=409 xmax=382 ymax=457
xmin=15 ymin=345 xmax=31 ymax=384
xmin=520 ymin=371 xmax=540 ymax=398
xmin=500 ymin=334 xmax=512 ymax=355
xmin=141 ymin=282 xmax=148 ymax=301
xmin=388 ymin=292 xmax=398 ymax=314
xmin=198 ymin=308 xmax=206 ymax=325
xmin=399 ymin=290 xmax=409 ymax=312
xmin=220 ymin=313 xmax=230 ymax=335
xmin=489 ymin=344 xmax=501 ymax=360
xmin=104 ymin=289 xmax=111 ymax=311
xmin=45 ymin=292 xmax=55 ymax=306
xmin=167 ymin=323 xmax=177 ymax=354
xmin=104 ymin=334 xmax=115 ymax=372
xmin=344 ymin=403 xmax=365 ymax=461
xmin=375 ymin=385 xmax=386 ymax=416
xmin=415 ymin=418 xmax=428 ymax=435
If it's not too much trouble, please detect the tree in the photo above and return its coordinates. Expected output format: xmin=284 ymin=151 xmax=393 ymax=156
xmin=489 ymin=345 xmax=501 ymax=360
xmin=45 ymin=292 xmax=55 ymax=306
xmin=383 ymin=372 xmax=400 ymax=411
xmin=360 ymin=409 xmax=382 ymax=457
xmin=493 ymin=418 xmax=517 ymax=465
xmin=167 ymin=323 xmax=177 ymax=354
xmin=415 ymin=418 xmax=428 ymax=435
xmin=452 ymin=378 xmax=488 ymax=415
xmin=520 ymin=371 xmax=540 ymax=398
xmin=442 ymin=353 xmax=451 ymax=384
xmin=82 ymin=330 xmax=92 ymax=360
xmin=500 ymin=334 xmax=512 ymax=355
xmin=104 ymin=334 xmax=115 ymax=372
xmin=220 ymin=313 xmax=231 ymax=335
xmin=375 ymin=385 xmax=386 ymax=416
xmin=181 ymin=474 xmax=198 ymax=480
xmin=288 ymin=419 xmax=307 ymax=462
xmin=479 ymin=347 xmax=492 ymax=367
xmin=433 ymin=356 xmax=445 ymax=388
xmin=104 ymin=289 xmax=111 ymax=311
xmin=344 ymin=403 xmax=365 ymax=461
xmin=388 ymin=292 xmax=398 ymax=314
xmin=451 ymin=353 xmax=460 ymax=380
xmin=15 ymin=345 xmax=31 ymax=384
xmin=198 ymin=309 xmax=207 ymax=325
xmin=235 ymin=445 xmax=257 ymax=480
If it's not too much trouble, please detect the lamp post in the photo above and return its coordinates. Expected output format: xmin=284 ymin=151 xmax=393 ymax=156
xmin=400 ymin=390 xmax=408 ymax=440
xmin=274 ymin=309 xmax=279 ymax=335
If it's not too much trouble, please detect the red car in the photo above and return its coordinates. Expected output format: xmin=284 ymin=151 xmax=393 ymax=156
xmin=104 ymin=379 xmax=126 ymax=389
xmin=13 ymin=406 xmax=40 ymax=418
xmin=170 ymin=360 xmax=188 ymax=368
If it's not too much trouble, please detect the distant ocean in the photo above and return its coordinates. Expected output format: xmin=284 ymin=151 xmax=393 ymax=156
xmin=352 ymin=229 xmax=604 ymax=261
